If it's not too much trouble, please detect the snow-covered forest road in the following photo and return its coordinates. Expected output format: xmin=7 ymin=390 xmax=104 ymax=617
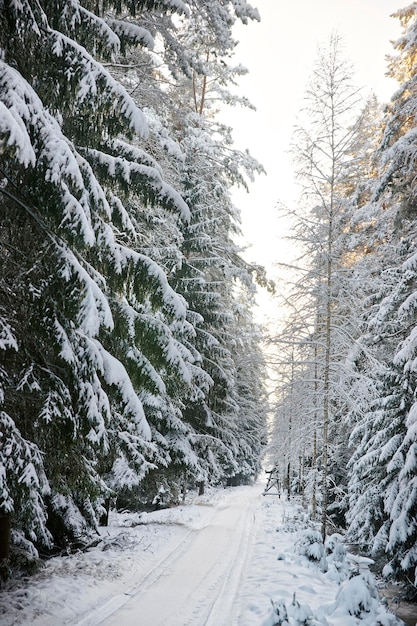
xmin=0 ymin=480 xmax=410 ymax=626
xmin=77 ymin=487 xmax=259 ymax=626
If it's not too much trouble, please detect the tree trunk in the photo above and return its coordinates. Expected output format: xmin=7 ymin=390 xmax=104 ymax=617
xmin=0 ymin=514 xmax=11 ymax=560
xmin=312 ymin=429 xmax=317 ymax=520
xmin=99 ymin=498 xmax=111 ymax=527
xmin=321 ymin=198 xmax=334 ymax=543
xmin=287 ymin=461 xmax=291 ymax=500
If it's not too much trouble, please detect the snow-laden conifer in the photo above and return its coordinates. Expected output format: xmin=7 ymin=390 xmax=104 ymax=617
xmin=1 ymin=0 xmax=265 ymax=555
xmin=345 ymin=6 xmax=417 ymax=584
xmin=0 ymin=0 xmax=195 ymax=549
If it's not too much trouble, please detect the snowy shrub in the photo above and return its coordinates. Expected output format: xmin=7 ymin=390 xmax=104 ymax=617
xmin=266 ymin=598 xmax=288 ymax=625
xmin=325 ymin=533 xmax=346 ymax=559
xmin=281 ymin=507 xmax=312 ymax=533
xmin=321 ymin=569 xmax=401 ymax=624
xmin=264 ymin=593 xmax=326 ymax=626
xmin=334 ymin=572 xmax=376 ymax=616
xmin=325 ymin=533 xmax=349 ymax=582
xmin=347 ymin=553 xmax=376 ymax=578
xmin=295 ymin=529 xmax=324 ymax=563
xmin=382 ymin=561 xmax=394 ymax=579
xmin=10 ymin=530 xmax=38 ymax=561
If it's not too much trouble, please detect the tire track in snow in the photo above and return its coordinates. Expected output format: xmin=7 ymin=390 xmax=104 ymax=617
xmin=73 ymin=520 xmax=207 ymax=626
xmin=171 ymin=500 xmax=255 ymax=626
xmin=76 ymin=485 xmax=261 ymax=626
xmin=200 ymin=505 xmax=258 ymax=626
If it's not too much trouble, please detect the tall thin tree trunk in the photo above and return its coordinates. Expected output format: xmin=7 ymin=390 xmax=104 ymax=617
xmin=312 ymin=429 xmax=317 ymax=520
xmin=321 ymin=181 xmax=334 ymax=541
xmin=322 ymin=329 xmax=330 ymax=541
xmin=312 ymin=338 xmax=318 ymax=520
xmin=287 ymin=346 xmax=295 ymax=500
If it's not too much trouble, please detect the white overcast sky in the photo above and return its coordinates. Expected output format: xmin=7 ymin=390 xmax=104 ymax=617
xmin=225 ymin=0 xmax=402 ymax=291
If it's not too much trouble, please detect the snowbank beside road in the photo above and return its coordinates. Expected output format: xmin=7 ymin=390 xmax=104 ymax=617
xmin=238 ymin=496 xmax=402 ymax=625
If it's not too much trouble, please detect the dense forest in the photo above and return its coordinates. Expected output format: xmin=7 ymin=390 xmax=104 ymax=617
xmin=270 ymin=5 xmax=417 ymax=592
xmin=0 ymin=0 xmax=269 ymax=574
xmin=5 ymin=0 xmax=417 ymax=597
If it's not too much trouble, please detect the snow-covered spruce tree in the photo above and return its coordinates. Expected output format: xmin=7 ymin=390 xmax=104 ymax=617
xmin=347 ymin=241 xmax=417 ymax=581
xmin=0 ymin=315 xmax=50 ymax=564
xmin=99 ymin=3 xmax=266 ymax=498
xmin=164 ymin=27 xmax=267 ymax=488
xmin=345 ymin=226 xmax=417 ymax=569
xmin=0 ymin=0 xmax=194 ymax=552
xmin=345 ymin=208 xmax=414 ymax=556
xmin=346 ymin=4 xmax=417 ymax=585
xmin=370 ymin=4 xmax=417 ymax=582
xmin=316 ymin=91 xmax=398 ymax=552
xmin=84 ymin=43 xmax=207 ymax=507
xmin=108 ymin=4 xmax=268 ymax=493
xmin=232 ymin=293 xmax=269 ymax=481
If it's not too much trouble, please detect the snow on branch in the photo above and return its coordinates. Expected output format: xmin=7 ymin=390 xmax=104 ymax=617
xmin=98 ymin=342 xmax=151 ymax=441
xmin=82 ymin=147 xmax=190 ymax=221
xmin=109 ymin=449 xmax=156 ymax=489
xmin=0 ymin=410 xmax=51 ymax=545
xmin=134 ymin=310 xmax=193 ymax=384
xmin=0 ymin=318 xmax=18 ymax=352
xmin=8 ymin=0 xmax=47 ymax=36
xmin=374 ymin=127 xmax=417 ymax=200
xmin=145 ymin=0 xmax=190 ymax=15
xmin=110 ymin=138 xmax=164 ymax=174
xmin=128 ymin=248 xmax=188 ymax=318
xmin=126 ymin=346 xmax=167 ymax=395
xmin=231 ymin=0 xmax=260 ymax=23
xmin=50 ymin=30 xmax=148 ymax=137
xmin=143 ymin=107 xmax=185 ymax=162
xmin=108 ymin=192 xmax=137 ymax=237
xmin=0 ymin=62 xmax=101 ymax=245
xmin=0 ymin=101 xmax=35 ymax=167
xmin=105 ymin=18 xmax=154 ymax=50
xmin=393 ymin=324 xmax=417 ymax=370
xmin=166 ymin=0 xmax=190 ymax=14
xmin=77 ymin=6 xmax=122 ymax=53
xmin=58 ymin=244 xmax=114 ymax=334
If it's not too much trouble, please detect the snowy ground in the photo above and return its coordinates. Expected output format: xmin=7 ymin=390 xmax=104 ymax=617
xmin=0 ymin=477 xmax=408 ymax=626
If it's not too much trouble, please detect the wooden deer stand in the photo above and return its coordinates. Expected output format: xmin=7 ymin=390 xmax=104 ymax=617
xmin=263 ymin=467 xmax=281 ymax=497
